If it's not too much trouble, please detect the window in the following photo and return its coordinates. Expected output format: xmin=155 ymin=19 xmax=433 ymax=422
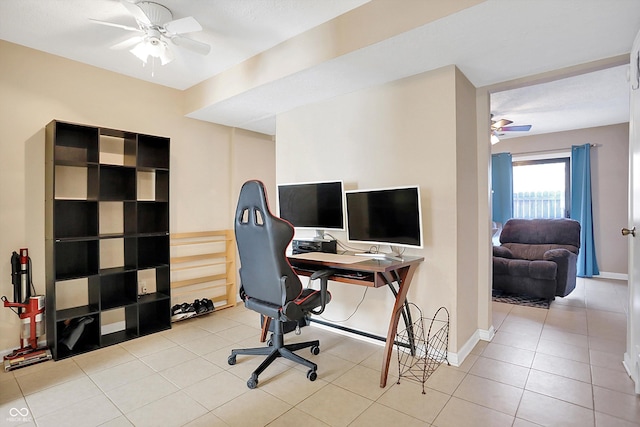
xmin=512 ymin=157 xmax=570 ymax=219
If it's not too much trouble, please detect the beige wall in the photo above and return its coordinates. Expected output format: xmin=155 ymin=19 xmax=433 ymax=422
xmin=492 ymin=123 xmax=629 ymax=275
xmin=0 ymin=40 xmax=274 ymax=352
xmin=455 ymin=68 xmax=481 ymax=348
xmin=277 ymin=65 xmax=487 ymax=358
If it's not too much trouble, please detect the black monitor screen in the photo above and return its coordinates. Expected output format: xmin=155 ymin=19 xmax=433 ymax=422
xmin=277 ymin=181 xmax=344 ymax=230
xmin=346 ymin=186 xmax=423 ymax=248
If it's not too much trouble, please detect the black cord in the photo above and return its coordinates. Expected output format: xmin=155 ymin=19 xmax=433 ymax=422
xmin=306 ymin=274 xmax=368 ymax=322
xmin=29 ymin=258 xmax=37 ymax=296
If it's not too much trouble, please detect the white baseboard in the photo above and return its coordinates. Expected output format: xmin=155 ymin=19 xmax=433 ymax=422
xmin=448 ymin=326 xmax=494 ymax=367
xmin=479 ymin=325 xmax=496 ymax=342
xmin=595 ymin=271 xmax=628 ymax=281
xmin=623 ymin=348 xmax=640 ymax=395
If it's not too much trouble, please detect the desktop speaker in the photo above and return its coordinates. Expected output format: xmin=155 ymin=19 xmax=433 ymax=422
xmin=292 ymin=239 xmax=337 ymax=254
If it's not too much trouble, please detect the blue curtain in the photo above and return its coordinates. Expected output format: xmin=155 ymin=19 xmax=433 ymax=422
xmin=491 ymin=153 xmax=513 ymax=226
xmin=570 ymin=144 xmax=599 ymax=277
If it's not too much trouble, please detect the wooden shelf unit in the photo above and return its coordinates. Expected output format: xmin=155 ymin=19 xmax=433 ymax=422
xmin=45 ymin=120 xmax=171 ymax=360
xmin=170 ymin=230 xmax=237 ymax=312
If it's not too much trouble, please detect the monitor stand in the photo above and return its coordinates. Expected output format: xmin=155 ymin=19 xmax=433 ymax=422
xmin=313 ymin=229 xmax=326 ymax=241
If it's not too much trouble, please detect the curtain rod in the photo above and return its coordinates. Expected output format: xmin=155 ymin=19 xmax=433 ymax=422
xmin=505 ymin=143 xmax=600 ymax=157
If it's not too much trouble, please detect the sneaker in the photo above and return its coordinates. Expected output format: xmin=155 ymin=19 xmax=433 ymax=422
xmin=201 ymin=298 xmax=214 ymax=312
xmin=193 ymin=299 xmax=208 ymax=315
xmin=182 ymin=302 xmax=196 ymax=319
xmin=171 ymin=303 xmax=191 ymax=321
xmin=202 ymin=298 xmax=214 ymax=312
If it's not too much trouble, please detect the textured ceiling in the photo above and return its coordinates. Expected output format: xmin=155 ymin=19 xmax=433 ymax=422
xmin=0 ymin=0 xmax=369 ymax=90
xmin=492 ymin=65 xmax=630 ymax=139
xmin=1 ymin=0 xmax=640 ymax=137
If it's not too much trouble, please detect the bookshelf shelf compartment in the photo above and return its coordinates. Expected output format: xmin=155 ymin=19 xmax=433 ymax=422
xmin=54 ymin=200 xmax=98 ymax=239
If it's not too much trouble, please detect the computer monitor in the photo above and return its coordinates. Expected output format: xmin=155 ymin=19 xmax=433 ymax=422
xmin=346 ymin=185 xmax=423 ymax=249
xmin=277 ymin=180 xmax=344 ymax=238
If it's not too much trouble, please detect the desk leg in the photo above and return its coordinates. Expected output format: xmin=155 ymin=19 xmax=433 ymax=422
xmin=380 ymin=264 xmax=419 ymax=388
xmin=260 ymin=316 xmax=271 ymax=342
xmin=384 ymin=273 xmax=416 ymax=356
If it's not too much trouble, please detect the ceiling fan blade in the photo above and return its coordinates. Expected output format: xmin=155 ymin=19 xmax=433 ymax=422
xmin=89 ymin=18 xmax=141 ymax=32
xmin=493 ymin=119 xmax=513 ymax=128
xmin=111 ymin=36 xmax=144 ymax=50
xmin=500 ymin=125 xmax=532 ymax=132
xmin=165 ymin=16 xmax=202 ymax=34
xmin=120 ymin=0 xmax=152 ymax=25
xmin=170 ymin=35 xmax=211 ymax=55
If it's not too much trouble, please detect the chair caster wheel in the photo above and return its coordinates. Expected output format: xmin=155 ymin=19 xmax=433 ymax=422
xmin=307 ymin=370 xmax=317 ymax=381
xmin=267 ymin=338 xmax=273 ymax=347
xmin=310 ymin=345 xmax=320 ymax=355
xmin=227 ymin=355 xmax=236 ymax=365
xmin=247 ymin=374 xmax=258 ymax=389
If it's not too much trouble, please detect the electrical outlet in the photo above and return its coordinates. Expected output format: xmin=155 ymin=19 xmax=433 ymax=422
xmin=139 ymin=280 xmax=147 ymax=295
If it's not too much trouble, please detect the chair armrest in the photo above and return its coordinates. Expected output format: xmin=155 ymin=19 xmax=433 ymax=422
xmin=544 ymin=248 xmax=578 ymax=296
xmin=493 ymin=246 xmax=513 ymax=259
xmin=310 ymin=269 xmax=335 ymax=281
xmin=543 ymin=248 xmax=572 ymax=260
xmin=309 ymin=269 xmax=334 ymax=315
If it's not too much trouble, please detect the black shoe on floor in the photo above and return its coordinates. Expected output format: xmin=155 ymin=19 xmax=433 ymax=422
xmin=193 ymin=299 xmax=208 ymax=315
xmin=182 ymin=302 xmax=196 ymax=319
xmin=201 ymin=298 xmax=215 ymax=312
xmin=171 ymin=304 xmax=190 ymax=321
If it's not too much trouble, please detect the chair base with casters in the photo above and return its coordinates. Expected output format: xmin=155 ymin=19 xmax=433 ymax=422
xmin=228 ymin=316 xmax=320 ymax=389
xmin=228 ymin=270 xmax=333 ymax=389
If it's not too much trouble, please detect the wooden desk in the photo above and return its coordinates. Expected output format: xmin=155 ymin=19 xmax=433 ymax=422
xmin=287 ymin=253 xmax=424 ymax=388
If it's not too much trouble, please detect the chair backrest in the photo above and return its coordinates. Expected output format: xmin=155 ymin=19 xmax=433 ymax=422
xmin=500 ymin=218 xmax=580 ymax=258
xmin=234 ymin=180 xmax=302 ymax=306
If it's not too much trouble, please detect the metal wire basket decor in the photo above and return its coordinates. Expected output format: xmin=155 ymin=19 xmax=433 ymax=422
xmin=395 ymin=303 xmax=450 ymax=394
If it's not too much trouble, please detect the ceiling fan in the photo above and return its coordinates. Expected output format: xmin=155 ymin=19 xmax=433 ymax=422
xmin=90 ymin=0 xmax=211 ymax=66
xmin=490 ymin=115 xmax=532 ymax=144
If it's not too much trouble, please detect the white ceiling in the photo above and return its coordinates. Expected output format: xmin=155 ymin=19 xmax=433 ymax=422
xmin=1 ymin=0 xmax=640 ymax=137
xmin=491 ymin=65 xmax=631 ymax=139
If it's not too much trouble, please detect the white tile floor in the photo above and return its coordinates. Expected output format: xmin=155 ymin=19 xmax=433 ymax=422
xmin=0 ymin=277 xmax=638 ymax=426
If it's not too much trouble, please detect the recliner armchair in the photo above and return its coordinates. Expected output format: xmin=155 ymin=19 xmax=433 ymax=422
xmin=493 ymin=218 xmax=581 ymax=302
xmin=228 ymin=180 xmax=332 ymax=389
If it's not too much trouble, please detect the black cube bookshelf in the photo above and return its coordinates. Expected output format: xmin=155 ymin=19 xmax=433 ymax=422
xmin=45 ymin=120 xmax=171 ymax=360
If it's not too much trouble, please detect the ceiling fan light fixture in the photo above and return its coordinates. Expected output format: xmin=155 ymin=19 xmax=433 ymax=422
xmin=130 ymin=41 xmax=150 ymax=63
xmin=129 ymin=36 xmax=174 ymax=65
xmin=491 ymin=133 xmax=500 ymax=145
xmin=159 ymin=43 xmax=174 ymax=65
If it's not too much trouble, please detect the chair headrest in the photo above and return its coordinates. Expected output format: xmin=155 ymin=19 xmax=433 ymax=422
xmin=237 ymin=180 xmax=270 ymax=219
xmin=234 ymin=180 xmax=301 ymax=306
